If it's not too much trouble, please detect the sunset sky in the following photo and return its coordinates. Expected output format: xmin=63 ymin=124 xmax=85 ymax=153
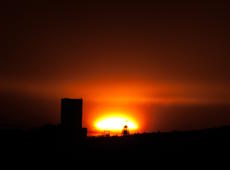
xmin=1 ymin=1 xmax=230 ymax=134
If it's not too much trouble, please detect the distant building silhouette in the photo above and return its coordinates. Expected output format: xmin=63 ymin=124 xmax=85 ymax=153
xmin=60 ymin=98 xmax=87 ymax=141
xmin=122 ymin=125 xmax=129 ymax=136
xmin=61 ymin=98 xmax=82 ymax=129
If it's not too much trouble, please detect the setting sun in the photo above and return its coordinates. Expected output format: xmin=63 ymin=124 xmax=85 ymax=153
xmin=95 ymin=113 xmax=138 ymax=133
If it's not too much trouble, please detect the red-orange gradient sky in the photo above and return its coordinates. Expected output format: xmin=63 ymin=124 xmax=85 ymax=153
xmin=1 ymin=1 xmax=230 ymax=134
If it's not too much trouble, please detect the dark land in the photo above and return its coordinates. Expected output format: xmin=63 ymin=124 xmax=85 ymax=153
xmin=0 ymin=125 xmax=230 ymax=162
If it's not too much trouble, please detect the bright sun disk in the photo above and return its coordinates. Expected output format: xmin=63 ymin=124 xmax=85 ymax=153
xmin=95 ymin=115 xmax=138 ymax=132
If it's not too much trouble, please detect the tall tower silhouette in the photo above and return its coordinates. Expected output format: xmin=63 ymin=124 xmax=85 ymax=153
xmin=59 ymin=98 xmax=87 ymax=148
xmin=61 ymin=98 xmax=82 ymax=130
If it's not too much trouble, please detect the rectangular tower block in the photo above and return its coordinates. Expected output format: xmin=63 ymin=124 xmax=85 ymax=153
xmin=61 ymin=98 xmax=82 ymax=130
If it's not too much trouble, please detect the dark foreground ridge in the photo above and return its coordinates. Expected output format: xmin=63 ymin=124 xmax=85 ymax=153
xmin=0 ymin=125 xmax=230 ymax=161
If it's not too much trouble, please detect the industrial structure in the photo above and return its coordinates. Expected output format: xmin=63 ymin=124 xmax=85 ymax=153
xmin=122 ymin=125 xmax=130 ymax=136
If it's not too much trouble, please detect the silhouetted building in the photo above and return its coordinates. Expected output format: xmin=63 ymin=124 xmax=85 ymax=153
xmin=60 ymin=98 xmax=87 ymax=144
xmin=122 ymin=125 xmax=129 ymax=136
xmin=61 ymin=98 xmax=82 ymax=129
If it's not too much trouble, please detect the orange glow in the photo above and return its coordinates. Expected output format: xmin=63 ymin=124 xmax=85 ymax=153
xmin=95 ymin=112 xmax=138 ymax=133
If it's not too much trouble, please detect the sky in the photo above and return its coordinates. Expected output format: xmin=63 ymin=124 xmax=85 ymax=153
xmin=1 ymin=1 xmax=230 ymax=134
